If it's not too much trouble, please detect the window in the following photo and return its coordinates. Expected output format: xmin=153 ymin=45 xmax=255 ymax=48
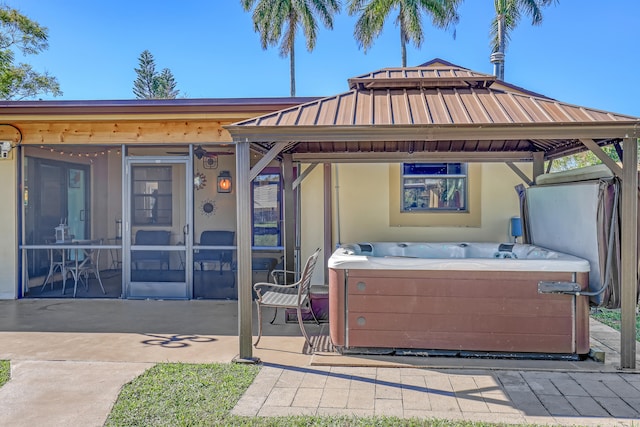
xmin=252 ymin=172 xmax=281 ymax=246
xmin=402 ymin=163 xmax=468 ymax=212
xmin=132 ymin=166 xmax=172 ymax=225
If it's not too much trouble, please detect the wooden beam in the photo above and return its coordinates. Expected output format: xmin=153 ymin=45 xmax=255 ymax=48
xmin=14 ymin=121 xmax=235 ymax=145
xmin=292 ymin=164 xmax=317 ymax=190
xmin=546 ymin=159 xmax=553 ymax=173
xmin=293 ymin=151 xmax=534 ymax=163
xmin=228 ymin=123 xmax=638 ymax=142
xmin=620 ymin=137 xmax=638 ymax=369
xmin=505 ymin=162 xmax=533 ymax=186
xmin=235 ymin=141 xmax=256 ymax=362
xmin=249 ymin=142 xmax=288 ymax=181
xmin=579 ymin=139 xmax=623 ymax=177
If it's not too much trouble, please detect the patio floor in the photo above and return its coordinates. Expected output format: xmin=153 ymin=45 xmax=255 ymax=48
xmin=0 ymin=299 xmax=639 ymax=426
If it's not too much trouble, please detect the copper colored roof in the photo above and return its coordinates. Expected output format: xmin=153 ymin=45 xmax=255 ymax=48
xmin=227 ymin=60 xmax=640 ymax=161
xmin=348 ymin=66 xmax=496 ymax=90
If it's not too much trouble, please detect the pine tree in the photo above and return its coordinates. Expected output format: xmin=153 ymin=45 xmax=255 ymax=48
xmin=155 ymin=68 xmax=179 ymax=99
xmin=133 ymin=50 xmax=157 ymax=99
xmin=132 ymin=51 xmax=180 ymax=99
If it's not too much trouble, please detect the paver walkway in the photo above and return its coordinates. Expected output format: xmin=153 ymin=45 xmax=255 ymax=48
xmin=233 ymin=364 xmax=640 ymax=425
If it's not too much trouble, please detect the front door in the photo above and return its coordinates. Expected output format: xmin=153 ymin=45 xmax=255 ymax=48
xmin=124 ymin=157 xmax=192 ymax=299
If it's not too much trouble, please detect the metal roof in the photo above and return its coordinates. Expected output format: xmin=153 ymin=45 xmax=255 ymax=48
xmin=0 ymin=97 xmax=320 ymax=117
xmin=226 ymin=60 xmax=640 ymax=162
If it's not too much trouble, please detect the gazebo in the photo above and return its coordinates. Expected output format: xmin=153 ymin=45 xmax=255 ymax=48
xmin=226 ymin=59 xmax=640 ymax=368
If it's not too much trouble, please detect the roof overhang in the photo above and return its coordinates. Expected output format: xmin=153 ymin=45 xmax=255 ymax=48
xmin=227 ymin=123 xmax=638 ymax=143
xmin=226 ymin=61 xmax=640 ymax=162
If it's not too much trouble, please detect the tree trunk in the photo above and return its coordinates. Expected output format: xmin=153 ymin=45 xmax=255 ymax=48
xmin=400 ymin=27 xmax=407 ymax=67
xmin=290 ymin=44 xmax=296 ymax=97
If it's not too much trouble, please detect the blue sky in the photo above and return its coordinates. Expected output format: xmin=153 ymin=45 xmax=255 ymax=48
xmin=15 ymin=1 xmax=640 ymax=117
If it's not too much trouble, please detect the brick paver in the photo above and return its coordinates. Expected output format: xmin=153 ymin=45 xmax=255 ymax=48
xmin=228 ymin=320 xmax=640 ymax=426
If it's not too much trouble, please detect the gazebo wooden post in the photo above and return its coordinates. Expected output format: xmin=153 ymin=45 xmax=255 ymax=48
xmin=324 ymin=163 xmax=333 ymax=271
xmin=532 ymin=151 xmax=545 ymax=183
xmin=282 ymin=154 xmax=296 ymax=272
xmin=620 ymin=137 xmax=638 ymax=369
xmin=235 ymin=140 xmax=256 ymax=362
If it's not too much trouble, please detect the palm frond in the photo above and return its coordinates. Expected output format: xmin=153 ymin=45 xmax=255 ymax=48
xmin=352 ymin=0 xmax=395 ymax=51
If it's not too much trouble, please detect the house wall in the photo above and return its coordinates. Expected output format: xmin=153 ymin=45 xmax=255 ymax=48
xmin=0 ymin=149 xmax=18 ymax=298
xmin=194 ymin=153 xmax=237 ymax=235
xmin=302 ymin=162 xmax=529 ymax=285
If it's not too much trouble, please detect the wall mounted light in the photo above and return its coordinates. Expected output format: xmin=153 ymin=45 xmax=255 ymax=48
xmin=0 ymin=141 xmax=12 ymax=159
xmin=217 ymin=170 xmax=232 ymax=193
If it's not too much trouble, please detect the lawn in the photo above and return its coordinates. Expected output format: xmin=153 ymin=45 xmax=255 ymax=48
xmin=591 ymin=307 xmax=640 ymax=341
xmin=0 ymin=360 xmax=9 ymax=387
xmin=106 ymin=363 xmax=514 ymax=427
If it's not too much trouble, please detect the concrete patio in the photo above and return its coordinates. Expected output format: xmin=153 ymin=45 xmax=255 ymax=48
xmin=0 ymin=298 xmax=638 ymax=426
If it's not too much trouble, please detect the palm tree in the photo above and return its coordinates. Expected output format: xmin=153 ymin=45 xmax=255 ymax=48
xmin=242 ymin=0 xmax=340 ymax=97
xmin=348 ymin=0 xmax=461 ymax=67
xmin=490 ymin=0 xmax=559 ymax=80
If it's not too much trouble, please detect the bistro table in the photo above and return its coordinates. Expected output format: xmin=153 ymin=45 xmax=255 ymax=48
xmin=22 ymin=240 xmax=120 ymax=297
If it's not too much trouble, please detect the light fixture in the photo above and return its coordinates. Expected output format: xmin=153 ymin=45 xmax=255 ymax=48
xmin=217 ymin=170 xmax=232 ymax=193
xmin=1 ymin=141 xmax=12 ymax=159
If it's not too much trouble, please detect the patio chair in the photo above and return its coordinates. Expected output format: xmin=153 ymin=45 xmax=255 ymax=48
xmin=253 ymin=248 xmax=321 ymax=351
xmin=41 ymin=238 xmax=75 ymax=292
xmin=67 ymin=238 xmax=106 ymax=297
xmin=131 ymin=230 xmax=171 ymax=270
xmin=193 ymin=230 xmax=234 ymax=274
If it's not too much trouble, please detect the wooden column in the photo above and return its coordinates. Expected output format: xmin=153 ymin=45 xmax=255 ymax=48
xmin=323 ymin=163 xmax=333 ymax=272
xmin=235 ymin=141 xmax=254 ymax=361
xmin=620 ymin=137 xmax=638 ymax=369
xmin=282 ymin=154 xmax=295 ymax=273
xmin=532 ymin=151 xmax=545 ymax=183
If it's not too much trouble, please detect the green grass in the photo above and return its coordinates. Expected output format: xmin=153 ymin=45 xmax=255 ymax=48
xmin=106 ymin=362 xmax=523 ymax=427
xmin=0 ymin=360 xmax=9 ymax=387
xmin=105 ymin=363 xmax=258 ymax=426
xmin=591 ymin=307 xmax=640 ymax=342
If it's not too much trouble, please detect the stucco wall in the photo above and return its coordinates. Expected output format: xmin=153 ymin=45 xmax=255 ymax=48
xmin=301 ymin=162 xmax=529 ymax=285
xmin=0 ymin=150 xmax=18 ymax=298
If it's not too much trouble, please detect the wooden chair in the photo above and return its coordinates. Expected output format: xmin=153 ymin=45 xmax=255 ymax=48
xmin=253 ymin=248 xmax=321 ymax=351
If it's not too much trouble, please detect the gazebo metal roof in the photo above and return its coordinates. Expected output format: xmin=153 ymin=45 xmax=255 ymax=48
xmin=227 ymin=60 xmax=639 ymax=162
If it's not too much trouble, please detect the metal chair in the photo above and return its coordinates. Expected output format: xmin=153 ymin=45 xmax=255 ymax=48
xmin=193 ymin=230 xmax=234 ymax=274
xmin=131 ymin=230 xmax=171 ymax=270
xmin=41 ymin=239 xmax=74 ymax=292
xmin=67 ymin=239 xmax=106 ymax=297
xmin=253 ymin=248 xmax=321 ymax=351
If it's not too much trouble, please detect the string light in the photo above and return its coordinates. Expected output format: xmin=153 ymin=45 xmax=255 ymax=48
xmin=38 ymin=145 xmax=121 ymax=162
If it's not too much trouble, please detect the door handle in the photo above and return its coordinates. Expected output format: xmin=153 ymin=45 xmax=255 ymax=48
xmin=80 ymin=209 xmax=85 ymax=221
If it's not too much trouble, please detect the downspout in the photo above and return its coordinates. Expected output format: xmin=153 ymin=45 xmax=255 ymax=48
xmin=295 ymin=162 xmax=301 ymax=274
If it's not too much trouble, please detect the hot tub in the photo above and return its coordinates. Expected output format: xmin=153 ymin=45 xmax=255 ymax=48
xmin=328 ymin=242 xmax=591 ymax=356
